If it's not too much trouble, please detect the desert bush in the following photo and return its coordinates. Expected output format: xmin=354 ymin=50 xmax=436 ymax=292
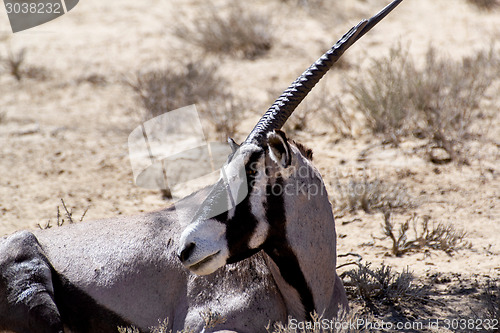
xmin=1 ymin=47 xmax=49 ymax=81
xmin=129 ymin=62 xmax=241 ymax=140
xmin=350 ymin=44 xmax=498 ymax=162
xmin=381 ymin=211 xmax=470 ymax=256
xmin=175 ymin=2 xmax=272 ymax=59
xmin=318 ymin=98 xmax=353 ymax=138
xmin=342 ymin=262 xmax=426 ymax=312
xmin=466 ymin=0 xmax=499 ymax=10
xmin=333 ymin=178 xmax=413 ymax=214
xmin=2 ymin=47 xmax=24 ymax=81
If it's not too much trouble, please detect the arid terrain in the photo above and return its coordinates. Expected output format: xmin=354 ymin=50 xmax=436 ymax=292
xmin=0 ymin=0 xmax=499 ymax=332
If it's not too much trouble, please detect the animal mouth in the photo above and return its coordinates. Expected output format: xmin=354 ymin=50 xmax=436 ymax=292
xmin=188 ymin=251 xmax=221 ymax=271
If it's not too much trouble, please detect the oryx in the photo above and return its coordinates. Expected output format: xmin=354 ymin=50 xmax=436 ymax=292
xmin=0 ymin=1 xmax=403 ymax=332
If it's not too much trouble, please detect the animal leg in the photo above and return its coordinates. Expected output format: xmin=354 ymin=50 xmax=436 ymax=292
xmin=0 ymin=231 xmax=64 ymax=333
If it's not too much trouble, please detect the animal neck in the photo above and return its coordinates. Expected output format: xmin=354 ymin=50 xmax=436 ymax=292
xmin=263 ymin=160 xmax=339 ymax=320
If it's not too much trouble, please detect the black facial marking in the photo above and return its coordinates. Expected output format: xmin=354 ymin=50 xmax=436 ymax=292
xmin=263 ymin=177 xmax=315 ymax=320
xmin=222 ymin=150 xmax=265 ymax=263
xmin=51 ymin=269 xmax=137 ymax=333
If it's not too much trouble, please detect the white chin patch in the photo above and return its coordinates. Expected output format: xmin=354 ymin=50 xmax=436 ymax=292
xmin=189 ymin=248 xmax=229 ymax=275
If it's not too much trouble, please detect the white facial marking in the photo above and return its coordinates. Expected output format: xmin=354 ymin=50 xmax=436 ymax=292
xmin=248 ymin=156 xmax=270 ymax=249
xmin=248 ymin=219 xmax=269 ymax=249
xmin=178 ymin=219 xmax=229 ymax=275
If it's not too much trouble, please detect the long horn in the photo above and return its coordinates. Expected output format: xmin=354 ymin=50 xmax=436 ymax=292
xmin=244 ymin=0 xmax=403 ymax=144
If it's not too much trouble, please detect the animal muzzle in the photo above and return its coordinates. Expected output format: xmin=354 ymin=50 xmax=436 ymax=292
xmin=177 ymin=219 xmax=229 ymax=275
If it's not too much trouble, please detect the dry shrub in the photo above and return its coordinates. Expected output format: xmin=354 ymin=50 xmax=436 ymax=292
xmin=341 ymin=262 xmax=426 ymax=313
xmin=75 ymin=73 xmax=107 ymax=86
xmin=318 ymin=98 xmax=353 ymax=138
xmin=350 ymin=44 xmax=499 ymax=162
xmin=1 ymin=47 xmax=49 ymax=81
xmin=279 ymin=0 xmax=328 ymax=16
xmin=466 ymin=0 xmax=500 ymax=10
xmin=280 ymin=0 xmax=325 ymax=8
xmin=278 ymin=0 xmax=349 ymax=25
xmin=128 ymin=62 xmax=241 ymax=140
xmin=175 ymin=2 xmax=272 ymax=59
xmin=382 ymin=211 xmax=470 ymax=256
xmin=333 ymin=178 xmax=413 ymax=214
xmin=479 ymin=280 xmax=500 ymax=324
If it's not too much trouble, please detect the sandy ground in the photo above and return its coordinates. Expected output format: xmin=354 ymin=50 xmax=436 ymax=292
xmin=0 ymin=0 xmax=499 ymax=330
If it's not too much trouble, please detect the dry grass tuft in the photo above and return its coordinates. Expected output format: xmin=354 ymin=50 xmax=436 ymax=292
xmin=175 ymin=3 xmax=272 ymax=59
xmin=333 ymin=178 xmax=413 ymax=214
xmin=118 ymin=314 xmax=224 ymax=333
xmin=37 ymin=199 xmax=89 ymax=229
xmin=350 ymin=44 xmax=499 ymax=162
xmin=382 ymin=211 xmax=470 ymax=256
xmin=466 ymin=0 xmax=500 ymax=10
xmin=118 ymin=319 xmax=191 ymax=333
xmin=267 ymin=309 xmax=371 ymax=333
xmin=341 ymin=262 xmax=427 ymax=313
xmin=199 ymin=310 xmax=227 ymax=329
xmin=128 ymin=62 xmax=241 ymax=140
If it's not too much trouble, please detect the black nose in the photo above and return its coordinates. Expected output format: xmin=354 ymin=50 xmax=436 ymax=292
xmin=178 ymin=242 xmax=196 ymax=263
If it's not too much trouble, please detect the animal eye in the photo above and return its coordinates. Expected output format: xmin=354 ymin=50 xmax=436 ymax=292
xmin=246 ymin=169 xmax=257 ymax=176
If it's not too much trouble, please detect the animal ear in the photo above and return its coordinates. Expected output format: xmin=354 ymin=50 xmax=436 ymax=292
xmin=227 ymin=137 xmax=240 ymax=153
xmin=267 ymin=130 xmax=291 ymax=168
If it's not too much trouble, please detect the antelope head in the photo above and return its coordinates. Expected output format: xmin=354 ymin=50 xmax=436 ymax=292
xmin=177 ymin=0 xmax=403 ymax=276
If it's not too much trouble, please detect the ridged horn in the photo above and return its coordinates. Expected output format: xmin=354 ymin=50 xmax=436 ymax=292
xmin=244 ymin=0 xmax=403 ymax=144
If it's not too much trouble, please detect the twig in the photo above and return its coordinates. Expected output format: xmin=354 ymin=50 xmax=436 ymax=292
xmin=60 ymin=198 xmax=74 ymax=224
xmin=80 ymin=206 xmax=90 ymax=222
xmin=337 ymin=252 xmax=363 ymax=270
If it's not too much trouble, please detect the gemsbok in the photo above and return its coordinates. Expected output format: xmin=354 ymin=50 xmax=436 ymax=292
xmin=0 ymin=1 xmax=403 ymax=332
